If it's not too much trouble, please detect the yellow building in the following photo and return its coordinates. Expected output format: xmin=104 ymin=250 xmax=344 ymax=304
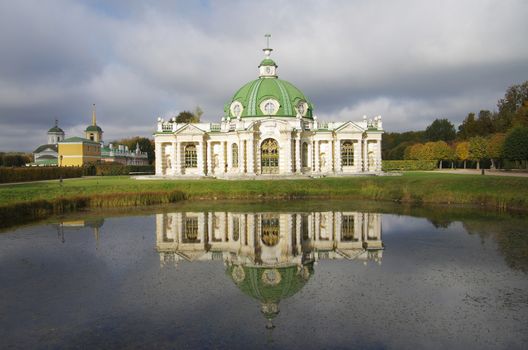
xmin=58 ymin=137 xmax=101 ymax=166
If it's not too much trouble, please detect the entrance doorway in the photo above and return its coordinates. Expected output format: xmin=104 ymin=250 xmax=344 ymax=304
xmin=261 ymin=138 xmax=279 ymax=174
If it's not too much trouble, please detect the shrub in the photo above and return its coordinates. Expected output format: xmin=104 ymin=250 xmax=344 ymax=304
xmin=94 ymin=164 xmax=154 ymax=176
xmin=0 ymin=167 xmax=84 ymax=184
xmin=382 ymin=160 xmax=438 ymax=171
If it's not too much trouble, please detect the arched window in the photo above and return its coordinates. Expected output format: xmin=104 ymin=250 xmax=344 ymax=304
xmin=341 ymin=141 xmax=354 ymax=166
xmin=232 ymin=143 xmax=239 ymax=168
xmin=184 ymin=144 xmax=197 ymax=168
xmin=264 ymin=102 xmax=276 ymax=114
xmin=302 ymin=142 xmax=309 ymax=167
xmin=261 ymin=138 xmax=279 ymax=174
xmin=261 ymin=214 xmax=280 ymax=246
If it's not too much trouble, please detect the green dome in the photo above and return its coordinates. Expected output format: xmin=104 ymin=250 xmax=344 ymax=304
xmin=227 ymin=263 xmax=313 ymax=304
xmin=225 ymin=77 xmax=314 ymax=119
xmin=259 ymin=58 xmax=277 ymax=67
xmin=85 ymin=125 xmax=103 ymax=132
xmin=48 ymin=126 xmax=64 ymax=133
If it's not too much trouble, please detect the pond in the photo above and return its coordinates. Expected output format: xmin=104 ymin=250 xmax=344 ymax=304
xmin=1 ymin=201 xmax=527 ymax=349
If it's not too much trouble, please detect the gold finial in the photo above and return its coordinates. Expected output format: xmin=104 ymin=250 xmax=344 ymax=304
xmin=92 ymin=104 xmax=96 ymax=126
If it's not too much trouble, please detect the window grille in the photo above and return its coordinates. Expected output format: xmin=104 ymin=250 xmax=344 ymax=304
xmin=232 ymin=144 xmax=239 ymax=167
xmin=184 ymin=144 xmax=197 ymax=168
xmin=341 ymin=215 xmax=356 ymax=241
xmin=341 ymin=141 xmax=354 ymax=166
xmin=183 ymin=217 xmax=199 ymax=242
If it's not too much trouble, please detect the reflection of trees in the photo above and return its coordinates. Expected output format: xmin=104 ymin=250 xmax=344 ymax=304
xmin=463 ymin=220 xmax=528 ymax=273
xmin=377 ymin=203 xmax=528 ymax=273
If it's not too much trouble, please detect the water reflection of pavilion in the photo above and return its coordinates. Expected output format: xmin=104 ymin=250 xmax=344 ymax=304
xmin=156 ymin=211 xmax=383 ymax=267
xmin=156 ymin=211 xmax=383 ymax=328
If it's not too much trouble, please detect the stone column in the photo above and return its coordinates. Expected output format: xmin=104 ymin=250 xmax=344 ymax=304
xmin=238 ymin=140 xmax=244 ymax=174
xmin=334 ymin=139 xmax=341 ymax=173
xmin=362 ymin=138 xmax=368 ymax=172
xmin=282 ymin=136 xmax=292 ymax=174
xmin=197 ymin=141 xmax=204 ymax=175
xmin=169 ymin=142 xmax=176 ymax=176
xmin=296 ymin=137 xmax=301 ymax=174
xmin=376 ymin=140 xmax=382 ymax=172
xmin=354 ymin=140 xmax=361 ymax=172
xmin=227 ymin=141 xmax=232 ymax=174
xmin=247 ymin=138 xmax=255 ymax=175
xmin=218 ymin=142 xmax=224 ymax=175
xmin=155 ymin=142 xmax=163 ymax=175
xmin=314 ymin=140 xmax=320 ymax=173
xmin=307 ymin=140 xmax=313 ymax=173
xmin=206 ymin=141 xmax=212 ymax=176
xmin=174 ymin=142 xmax=180 ymax=175
xmin=295 ymin=214 xmax=301 ymax=255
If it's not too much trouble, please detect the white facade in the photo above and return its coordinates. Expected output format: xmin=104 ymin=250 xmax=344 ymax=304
xmin=154 ymin=115 xmax=383 ymax=177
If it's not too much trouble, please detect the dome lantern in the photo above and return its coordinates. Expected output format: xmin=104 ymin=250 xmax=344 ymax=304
xmin=259 ymin=34 xmax=278 ymax=78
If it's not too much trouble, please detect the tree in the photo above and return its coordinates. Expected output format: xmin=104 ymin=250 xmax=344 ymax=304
xmin=404 ymin=143 xmax=425 ymax=160
xmin=455 ymin=142 xmax=470 ymax=169
xmin=382 ymin=131 xmax=425 ymax=160
xmin=476 ymin=110 xmax=495 ymax=136
xmin=421 ymin=142 xmax=437 ymax=161
xmin=495 ymin=81 xmax=528 ymax=132
xmin=487 ymin=133 xmax=506 ymax=169
xmin=469 ymin=136 xmax=489 ymax=169
xmin=431 ymin=141 xmax=454 ymax=168
xmin=502 ymin=126 xmax=528 ymax=168
xmin=175 ymin=110 xmax=200 ymax=123
xmin=458 ymin=113 xmax=479 ymax=140
xmin=424 ymin=118 xmax=456 ymax=142
xmin=193 ymin=106 xmax=204 ymax=120
xmin=512 ymin=100 xmax=528 ymax=127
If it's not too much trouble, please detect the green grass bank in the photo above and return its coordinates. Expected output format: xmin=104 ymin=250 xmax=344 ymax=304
xmin=1 ymin=172 xmax=527 ymax=228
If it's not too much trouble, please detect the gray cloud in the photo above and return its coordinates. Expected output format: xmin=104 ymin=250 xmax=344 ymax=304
xmin=0 ymin=0 xmax=527 ymax=151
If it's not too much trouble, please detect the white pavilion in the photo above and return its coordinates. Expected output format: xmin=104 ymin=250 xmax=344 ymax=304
xmin=154 ymin=44 xmax=383 ymax=178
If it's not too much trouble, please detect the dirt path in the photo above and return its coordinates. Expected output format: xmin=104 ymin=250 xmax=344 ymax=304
xmin=431 ymin=169 xmax=528 ymax=177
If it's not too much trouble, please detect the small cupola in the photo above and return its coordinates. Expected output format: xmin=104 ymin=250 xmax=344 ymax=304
xmin=258 ymin=34 xmax=278 ymax=78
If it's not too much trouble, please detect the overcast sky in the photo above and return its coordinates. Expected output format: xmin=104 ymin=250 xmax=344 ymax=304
xmin=0 ymin=0 xmax=527 ymax=151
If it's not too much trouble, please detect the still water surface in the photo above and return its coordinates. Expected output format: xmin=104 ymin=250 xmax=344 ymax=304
xmin=1 ymin=201 xmax=527 ymax=349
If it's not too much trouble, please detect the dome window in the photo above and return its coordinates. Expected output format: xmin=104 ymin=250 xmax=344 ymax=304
xmin=296 ymin=101 xmax=308 ymax=117
xmin=265 ymin=102 xmax=275 ymax=114
xmin=260 ymin=99 xmax=279 ymax=115
xmin=230 ymin=101 xmax=243 ymax=118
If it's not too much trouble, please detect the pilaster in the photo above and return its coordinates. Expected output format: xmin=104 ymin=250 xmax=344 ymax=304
xmin=295 ymin=137 xmax=301 ymax=174
xmin=173 ymin=142 xmax=180 ymax=175
xmin=155 ymin=142 xmax=162 ymax=175
xmin=247 ymin=138 xmax=255 ymax=175
xmin=197 ymin=141 xmax=204 ymax=175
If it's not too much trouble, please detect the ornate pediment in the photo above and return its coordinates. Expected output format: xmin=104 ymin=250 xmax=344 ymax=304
xmin=174 ymin=124 xmax=206 ymax=135
xmin=335 ymin=122 xmax=365 ymax=134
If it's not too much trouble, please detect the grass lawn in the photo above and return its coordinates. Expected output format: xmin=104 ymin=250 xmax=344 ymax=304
xmin=1 ymin=172 xmax=528 ymax=209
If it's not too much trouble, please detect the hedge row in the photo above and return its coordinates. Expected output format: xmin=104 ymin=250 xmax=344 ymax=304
xmin=382 ymin=160 xmax=437 ymax=171
xmin=0 ymin=167 xmax=84 ymax=183
xmin=86 ymin=164 xmax=155 ymax=176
